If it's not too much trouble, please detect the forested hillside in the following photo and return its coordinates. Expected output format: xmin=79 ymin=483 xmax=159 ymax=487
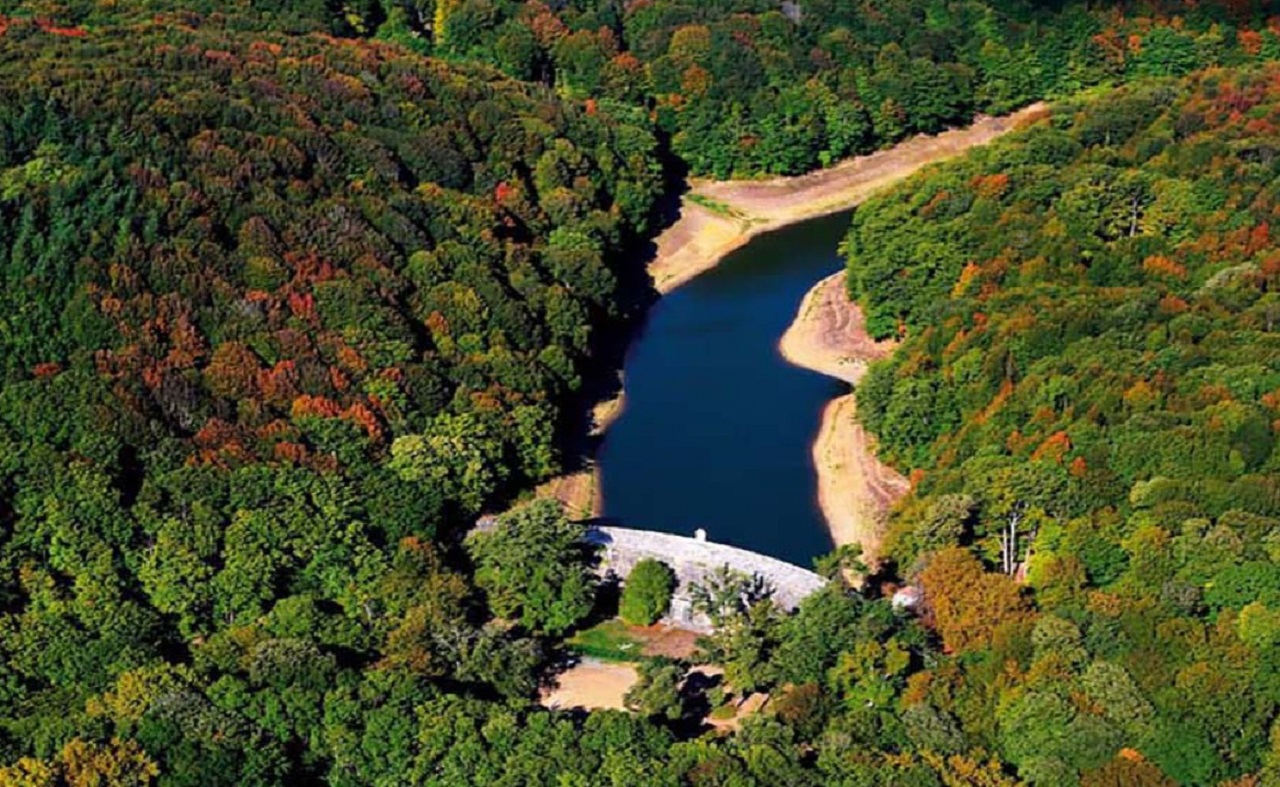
xmin=0 ymin=13 xmax=669 ymax=782
xmin=351 ymin=0 xmax=1280 ymax=177
xmin=422 ymin=0 xmax=1280 ymax=178
xmin=850 ymin=66 xmax=1280 ymax=784
xmin=0 ymin=13 xmax=663 ymax=492
xmin=16 ymin=0 xmax=1280 ymax=177
xmin=4 ymin=0 xmax=1280 ymax=784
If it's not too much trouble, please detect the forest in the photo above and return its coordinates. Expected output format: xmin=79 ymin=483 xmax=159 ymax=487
xmin=850 ymin=65 xmax=1280 ymax=784
xmin=16 ymin=0 xmax=1280 ymax=177
xmin=1 ymin=0 xmax=1279 ymax=784
xmin=0 ymin=10 xmax=671 ymax=784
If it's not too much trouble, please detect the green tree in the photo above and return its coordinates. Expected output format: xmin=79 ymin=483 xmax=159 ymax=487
xmin=619 ymin=559 xmax=676 ymax=626
xmin=813 ymin=543 xmax=867 ymax=581
xmin=624 ymin=658 xmax=685 ymax=722
xmin=689 ymin=565 xmax=774 ymax=629
xmin=698 ymin=600 xmax=782 ymax=696
xmin=388 ymin=413 xmax=507 ymax=514
xmin=466 ymin=500 xmax=596 ymax=635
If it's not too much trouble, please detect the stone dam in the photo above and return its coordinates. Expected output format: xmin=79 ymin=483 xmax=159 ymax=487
xmin=585 ymin=525 xmax=828 ymax=633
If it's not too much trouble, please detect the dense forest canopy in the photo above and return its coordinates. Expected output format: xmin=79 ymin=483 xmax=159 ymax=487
xmin=0 ymin=13 xmax=664 ymax=490
xmin=0 ymin=12 xmax=671 ymax=783
xmin=849 ymin=65 xmax=1280 ymax=784
xmin=366 ymin=0 xmax=1273 ymax=177
xmin=2 ymin=0 xmax=1280 ymax=784
xmin=14 ymin=0 xmax=1280 ymax=177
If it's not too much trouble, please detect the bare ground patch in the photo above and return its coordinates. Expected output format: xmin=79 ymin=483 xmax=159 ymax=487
xmin=638 ymin=624 xmax=700 ymax=659
xmin=812 ymin=395 xmax=910 ymax=564
xmin=540 ymin=659 xmax=639 ymax=712
xmin=781 ymin=273 xmax=910 ymax=565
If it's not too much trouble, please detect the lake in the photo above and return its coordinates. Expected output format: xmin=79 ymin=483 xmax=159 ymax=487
xmin=599 ymin=211 xmax=852 ymax=567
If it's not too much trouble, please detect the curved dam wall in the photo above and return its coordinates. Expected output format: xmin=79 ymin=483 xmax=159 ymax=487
xmin=585 ymin=526 xmax=828 ymax=633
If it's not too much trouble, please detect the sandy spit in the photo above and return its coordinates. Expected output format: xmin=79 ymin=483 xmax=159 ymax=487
xmin=539 ymin=104 xmax=1047 ymax=520
xmin=778 ymin=274 xmax=909 ymax=564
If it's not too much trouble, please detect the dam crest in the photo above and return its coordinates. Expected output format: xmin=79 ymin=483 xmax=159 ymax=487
xmin=585 ymin=525 xmax=828 ymax=633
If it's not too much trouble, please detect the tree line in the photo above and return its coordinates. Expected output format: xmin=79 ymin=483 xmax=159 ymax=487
xmin=16 ymin=0 xmax=1280 ymax=178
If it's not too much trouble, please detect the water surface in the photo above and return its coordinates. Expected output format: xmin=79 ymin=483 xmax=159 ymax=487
xmin=599 ymin=211 xmax=851 ymax=566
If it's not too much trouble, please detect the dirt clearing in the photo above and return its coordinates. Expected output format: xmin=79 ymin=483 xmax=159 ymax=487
xmin=541 ymin=659 xmax=639 ymax=712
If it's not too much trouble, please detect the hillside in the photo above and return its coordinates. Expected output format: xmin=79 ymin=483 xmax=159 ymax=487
xmin=850 ymin=65 xmax=1280 ymax=784
xmin=2 ymin=1 xmax=1280 ymax=785
xmin=0 ymin=14 xmax=662 ymax=487
xmin=0 ymin=14 xmax=666 ymax=782
xmin=16 ymin=0 xmax=1280 ymax=178
xmin=395 ymin=0 xmax=1280 ymax=178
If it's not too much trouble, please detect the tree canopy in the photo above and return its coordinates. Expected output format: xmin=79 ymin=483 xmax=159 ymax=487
xmin=3 ymin=0 xmax=1280 ymax=783
xmin=619 ymin=557 xmax=676 ymax=626
xmin=849 ymin=64 xmax=1280 ymax=785
xmin=467 ymin=500 xmax=597 ymax=635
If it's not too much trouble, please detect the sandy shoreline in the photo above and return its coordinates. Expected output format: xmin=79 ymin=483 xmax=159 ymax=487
xmin=538 ymin=103 xmax=1046 ymax=525
xmin=778 ymin=274 xmax=909 ymax=564
xmin=648 ymin=103 xmax=1047 ymax=295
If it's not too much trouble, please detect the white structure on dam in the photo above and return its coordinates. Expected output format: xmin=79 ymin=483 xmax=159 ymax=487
xmin=584 ymin=526 xmax=828 ymax=633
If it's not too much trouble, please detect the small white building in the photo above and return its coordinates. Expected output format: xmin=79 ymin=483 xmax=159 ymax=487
xmin=891 ymin=585 xmax=923 ymax=612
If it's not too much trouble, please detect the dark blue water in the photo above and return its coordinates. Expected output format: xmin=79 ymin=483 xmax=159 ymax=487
xmin=599 ymin=211 xmax=851 ymax=567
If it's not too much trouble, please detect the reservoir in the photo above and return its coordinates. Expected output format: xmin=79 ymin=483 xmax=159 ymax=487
xmin=599 ymin=210 xmax=851 ymax=567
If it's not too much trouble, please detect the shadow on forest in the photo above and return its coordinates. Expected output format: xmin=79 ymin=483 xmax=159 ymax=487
xmin=543 ymin=167 xmax=692 ymax=502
